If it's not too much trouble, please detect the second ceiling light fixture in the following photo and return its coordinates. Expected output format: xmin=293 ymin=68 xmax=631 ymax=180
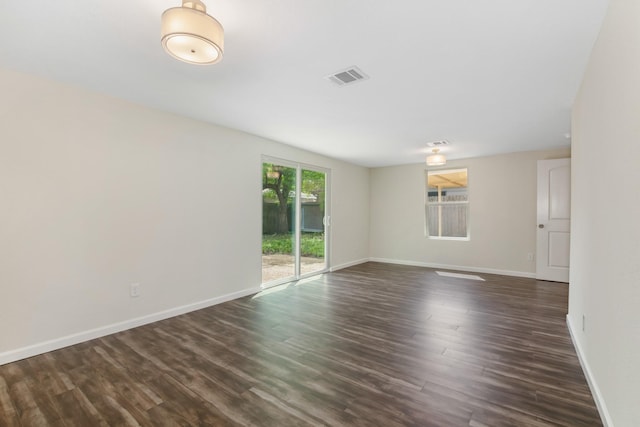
xmin=426 ymin=148 xmax=447 ymax=166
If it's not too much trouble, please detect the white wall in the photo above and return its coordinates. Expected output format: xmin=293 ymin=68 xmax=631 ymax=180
xmin=0 ymin=68 xmax=370 ymax=362
xmin=369 ymin=148 xmax=570 ymax=276
xmin=570 ymin=0 xmax=640 ymax=425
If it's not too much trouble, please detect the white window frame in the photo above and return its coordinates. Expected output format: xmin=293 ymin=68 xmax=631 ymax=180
xmin=425 ymin=167 xmax=470 ymax=241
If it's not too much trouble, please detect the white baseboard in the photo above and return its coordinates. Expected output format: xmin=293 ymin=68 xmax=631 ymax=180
xmin=368 ymin=257 xmax=536 ymax=279
xmin=330 ymin=258 xmax=369 ymax=272
xmin=0 ymin=286 xmax=260 ymax=366
xmin=566 ymin=315 xmax=613 ymax=427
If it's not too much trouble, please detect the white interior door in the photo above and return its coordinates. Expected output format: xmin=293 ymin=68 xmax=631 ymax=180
xmin=536 ymin=158 xmax=571 ymax=282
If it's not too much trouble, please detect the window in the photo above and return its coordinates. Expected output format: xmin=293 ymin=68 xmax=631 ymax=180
xmin=426 ymin=168 xmax=469 ymax=239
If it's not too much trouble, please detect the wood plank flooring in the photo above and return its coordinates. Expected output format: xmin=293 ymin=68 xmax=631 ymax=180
xmin=0 ymin=262 xmax=602 ymax=426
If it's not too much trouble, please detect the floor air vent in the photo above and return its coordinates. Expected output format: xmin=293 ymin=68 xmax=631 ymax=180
xmin=327 ymin=66 xmax=369 ymax=86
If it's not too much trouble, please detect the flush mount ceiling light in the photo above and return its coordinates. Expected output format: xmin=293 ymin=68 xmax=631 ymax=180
xmin=426 ymin=148 xmax=446 ymax=166
xmin=161 ymin=0 xmax=224 ymax=65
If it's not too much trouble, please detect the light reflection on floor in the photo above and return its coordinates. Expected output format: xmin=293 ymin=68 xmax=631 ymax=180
xmin=436 ymin=271 xmax=485 ymax=281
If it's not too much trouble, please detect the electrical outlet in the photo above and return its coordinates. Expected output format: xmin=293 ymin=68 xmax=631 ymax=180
xmin=527 ymin=252 xmax=535 ymax=261
xmin=130 ymin=283 xmax=140 ymax=298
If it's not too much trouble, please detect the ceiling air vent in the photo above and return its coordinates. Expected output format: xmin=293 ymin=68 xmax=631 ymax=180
xmin=326 ymin=66 xmax=369 ymax=86
xmin=426 ymin=140 xmax=449 ymax=147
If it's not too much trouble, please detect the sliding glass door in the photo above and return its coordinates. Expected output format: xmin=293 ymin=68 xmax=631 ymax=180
xmin=300 ymin=168 xmax=326 ymax=276
xmin=261 ymin=163 xmax=297 ymax=283
xmin=262 ymin=159 xmax=329 ymax=286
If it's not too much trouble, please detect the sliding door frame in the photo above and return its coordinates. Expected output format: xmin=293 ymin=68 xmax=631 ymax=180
xmin=261 ymin=156 xmax=331 ymax=288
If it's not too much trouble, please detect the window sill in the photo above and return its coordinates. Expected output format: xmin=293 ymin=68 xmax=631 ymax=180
xmin=427 ymin=236 xmax=470 ymax=241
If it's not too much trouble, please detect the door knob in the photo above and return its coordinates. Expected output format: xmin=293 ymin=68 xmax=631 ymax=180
xmin=538 ymin=224 xmax=545 ymax=229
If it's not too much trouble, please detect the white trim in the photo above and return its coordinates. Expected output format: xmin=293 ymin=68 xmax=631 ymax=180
xmin=368 ymin=257 xmax=536 ymax=279
xmin=566 ymin=315 xmax=613 ymax=427
xmin=295 ymin=166 xmax=302 ymax=277
xmin=261 ymin=155 xmax=330 ymax=175
xmin=0 ymin=286 xmax=260 ymax=366
xmin=330 ymin=258 xmax=369 ymax=272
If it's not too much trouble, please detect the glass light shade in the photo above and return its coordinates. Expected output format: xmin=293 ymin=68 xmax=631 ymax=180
xmin=161 ymin=2 xmax=224 ymax=65
xmin=426 ymin=153 xmax=446 ymax=166
xmin=426 ymin=150 xmax=446 ymax=166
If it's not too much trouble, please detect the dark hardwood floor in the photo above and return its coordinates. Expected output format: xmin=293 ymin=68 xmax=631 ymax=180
xmin=0 ymin=262 xmax=602 ymax=426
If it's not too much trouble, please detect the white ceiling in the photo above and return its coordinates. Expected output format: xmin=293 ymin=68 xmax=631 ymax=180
xmin=0 ymin=1 xmax=608 ymax=167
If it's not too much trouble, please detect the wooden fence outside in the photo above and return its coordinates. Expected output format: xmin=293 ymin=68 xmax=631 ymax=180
xmin=263 ymin=203 xmax=324 ymax=234
xmin=427 ymin=195 xmax=468 ymax=237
